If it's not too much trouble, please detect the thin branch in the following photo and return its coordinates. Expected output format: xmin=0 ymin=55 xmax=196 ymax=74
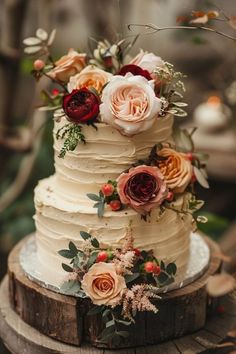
xmin=128 ymin=23 xmax=236 ymax=42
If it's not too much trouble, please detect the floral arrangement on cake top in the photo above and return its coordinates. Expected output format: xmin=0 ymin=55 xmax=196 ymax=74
xmin=24 ymin=29 xmax=188 ymax=155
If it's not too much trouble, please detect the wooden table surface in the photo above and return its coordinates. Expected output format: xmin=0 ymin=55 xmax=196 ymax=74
xmin=0 ymin=275 xmax=236 ymax=354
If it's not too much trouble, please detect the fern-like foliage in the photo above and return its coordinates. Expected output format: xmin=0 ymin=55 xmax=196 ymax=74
xmin=56 ymin=123 xmax=86 ymax=158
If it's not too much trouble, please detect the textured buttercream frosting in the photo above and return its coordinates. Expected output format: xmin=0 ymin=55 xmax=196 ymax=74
xmin=34 ymin=113 xmax=193 ymax=284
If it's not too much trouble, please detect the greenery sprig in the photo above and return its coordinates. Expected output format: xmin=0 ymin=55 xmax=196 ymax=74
xmin=56 ymin=123 xmax=86 ymax=158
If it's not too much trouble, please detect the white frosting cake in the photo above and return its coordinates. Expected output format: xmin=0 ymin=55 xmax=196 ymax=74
xmin=34 ymin=113 xmax=193 ymax=284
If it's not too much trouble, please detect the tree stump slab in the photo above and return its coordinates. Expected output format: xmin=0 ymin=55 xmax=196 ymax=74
xmin=6 ymin=236 xmax=222 ymax=349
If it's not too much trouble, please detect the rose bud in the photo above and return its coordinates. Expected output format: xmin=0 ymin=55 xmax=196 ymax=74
xmin=33 ymin=59 xmax=45 ymax=71
xmin=166 ymin=191 xmax=174 ymax=202
xmin=101 ymin=183 xmax=114 ymax=197
xmin=153 ymin=265 xmax=161 ymax=275
xmin=63 ymin=88 xmax=100 ymax=124
xmin=96 ymin=251 xmax=108 ymax=263
xmin=186 ymin=152 xmax=194 ymax=162
xmin=52 ymin=88 xmax=60 ymax=96
xmin=118 ymin=64 xmax=152 ymax=81
xmin=144 ymin=261 xmax=155 ymax=273
xmin=109 ymin=200 xmax=121 ymax=211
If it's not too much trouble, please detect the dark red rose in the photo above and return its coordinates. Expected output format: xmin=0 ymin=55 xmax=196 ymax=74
xmin=126 ymin=172 xmax=159 ymax=203
xmin=63 ymin=88 xmax=100 ymax=124
xmin=118 ymin=64 xmax=152 ymax=81
xmin=117 ymin=165 xmax=167 ymax=214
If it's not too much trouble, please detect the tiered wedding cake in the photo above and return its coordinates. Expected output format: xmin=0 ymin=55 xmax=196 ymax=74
xmin=22 ymin=33 xmax=209 ymax=345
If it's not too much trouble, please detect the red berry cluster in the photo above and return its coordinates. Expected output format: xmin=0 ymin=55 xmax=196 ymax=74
xmin=144 ymin=261 xmax=161 ymax=275
xmin=101 ymin=182 xmax=122 ymax=211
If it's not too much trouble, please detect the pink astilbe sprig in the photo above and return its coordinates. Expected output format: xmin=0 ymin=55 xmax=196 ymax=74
xmin=121 ymin=284 xmax=161 ymax=322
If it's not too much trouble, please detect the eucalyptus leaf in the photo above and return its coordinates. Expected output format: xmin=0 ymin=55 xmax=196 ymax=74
xmin=69 ymin=241 xmax=78 ymax=256
xmin=193 ymin=166 xmax=209 ymax=189
xmin=173 ymin=108 xmax=188 ymax=117
xmin=97 ymin=202 xmax=105 ymax=218
xmin=116 ymin=331 xmax=130 ymax=338
xmin=173 ymin=102 xmax=188 ymax=107
xmin=87 ymin=193 xmax=101 ymax=202
xmin=62 ymin=263 xmax=73 ymax=272
xmin=156 ymin=271 xmax=169 ymax=284
xmin=160 ymin=260 xmax=165 ymax=270
xmin=106 ymin=319 xmax=115 ymax=328
xmin=58 ymin=249 xmax=74 ymax=259
xmin=80 ymin=231 xmax=91 ymax=240
xmin=24 ymin=46 xmax=42 ymax=54
xmin=38 ymin=106 xmax=60 ymax=111
xmin=48 ymin=29 xmax=57 ymax=46
xmin=87 ymin=251 xmax=99 ymax=267
xmin=115 ymin=319 xmax=132 ymax=326
xmin=60 ymin=280 xmax=81 ymax=294
xmin=23 ymin=37 xmax=42 ymax=45
xmin=91 ymin=238 xmax=100 ymax=248
xmin=36 ymin=28 xmax=48 ymax=41
xmin=166 ymin=263 xmax=177 ymax=276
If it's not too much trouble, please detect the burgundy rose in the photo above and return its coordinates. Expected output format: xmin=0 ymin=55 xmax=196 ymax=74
xmin=118 ymin=64 xmax=152 ymax=81
xmin=117 ymin=165 xmax=168 ymax=215
xmin=63 ymin=88 xmax=100 ymax=124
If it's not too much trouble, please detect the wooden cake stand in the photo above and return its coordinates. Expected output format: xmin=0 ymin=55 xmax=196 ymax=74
xmin=1 ymin=235 xmax=233 ymax=353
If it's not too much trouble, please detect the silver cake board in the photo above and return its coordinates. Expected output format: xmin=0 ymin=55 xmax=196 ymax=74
xmin=19 ymin=232 xmax=210 ymax=297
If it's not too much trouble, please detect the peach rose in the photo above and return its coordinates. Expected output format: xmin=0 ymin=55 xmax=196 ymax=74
xmin=100 ymin=74 xmax=161 ymax=136
xmin=47 ymin=49 xmax=86 ymax=82
xmin=157 ymin=148 xmax=193 ymax=193
xmin=81 ymin=263 xmax=126 ymax=306
xmin=130 ymin=49 xmax=164 ymax=78
xmin=67 ymin=65 xmax=112 ymax=94
xmin=117 ymin=165 xmax=168 ymax=214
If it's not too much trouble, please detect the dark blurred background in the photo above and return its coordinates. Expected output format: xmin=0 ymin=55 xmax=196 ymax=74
xmin=0 ymin=0 xmax=236 ymax=352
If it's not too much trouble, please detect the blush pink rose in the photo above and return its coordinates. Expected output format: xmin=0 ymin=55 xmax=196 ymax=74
xmin=100 ymin=74 xmax=161 ymax=136
xmin=81 ymin=263 xmax=126 ymax=306
xmin=130 ymin=49 xmax=164 ymax=78
xmin=47 ymin=49 xmax=86 ymax=82
xmin=117 ymin=165 xmax=168 ymax=214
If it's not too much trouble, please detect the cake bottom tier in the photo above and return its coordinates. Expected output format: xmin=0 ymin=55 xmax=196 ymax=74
xmin=34 ymin=176 xmax=194 ymax=286
xmin=9 ymin=236 xmax=220 ymax=349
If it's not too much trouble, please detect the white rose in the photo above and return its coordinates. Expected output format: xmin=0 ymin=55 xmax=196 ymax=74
xmin=100 ymin=74 xmax=162 ymax=136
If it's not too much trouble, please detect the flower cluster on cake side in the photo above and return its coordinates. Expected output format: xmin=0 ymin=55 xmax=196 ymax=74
xmin=24 ymin=28 xmax=209 ymax=345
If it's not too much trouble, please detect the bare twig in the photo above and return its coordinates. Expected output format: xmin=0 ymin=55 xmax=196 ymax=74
xmin=128 ymin=23 xmax=236 ymax=42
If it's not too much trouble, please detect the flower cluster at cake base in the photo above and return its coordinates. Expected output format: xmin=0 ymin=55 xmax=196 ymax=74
xmin=58 ymin=228 xmax=177 ymax=345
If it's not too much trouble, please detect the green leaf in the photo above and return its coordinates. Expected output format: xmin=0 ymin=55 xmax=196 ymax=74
xmin=87 ymin=251 xmax=99 ymax=267
xmin=87 ymin=193 xmax=101 ymax=202
xmin=97 ymin=202 xmax=105 ymax=218
xmin=87 ymin=305 xmax=104 ymax=316
xmin=69 ymin=241 xmax=78 ymax=256
xmin=157 ymin=271 xmax=169 ymax=284
xmin=166 ymin=263 xmax=177 ymax=276
xmin=116 ymin=331 xmax=130 ymax=338
xmin=115 ymin=319 xmax=132 ymax=326
xmin=173 ymin=102 xmax=188 ymax=107
xmin=193 ymin=166 xmax=209 ymax=189
xmin=160 ymin=260 xmax=165 ymax=270
xmin=106 ymin=319 xmax=115 ymax=328
xmin=91 ymin=238 xmax=100 ymax=248
xmin=80 ymin=231 xmax=91 ymax=240
xmin=125 ymin=273 xmax=140 ymax=284
xmin=62 ymin=263 xmax=73 ymax=272
xmin=100 ymin=325 xmax=115 ymax=338
xmin=58 ymin=249 xmax=75 ymax=259
xmin=60 ymin=280 xmax=81 ymax=294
